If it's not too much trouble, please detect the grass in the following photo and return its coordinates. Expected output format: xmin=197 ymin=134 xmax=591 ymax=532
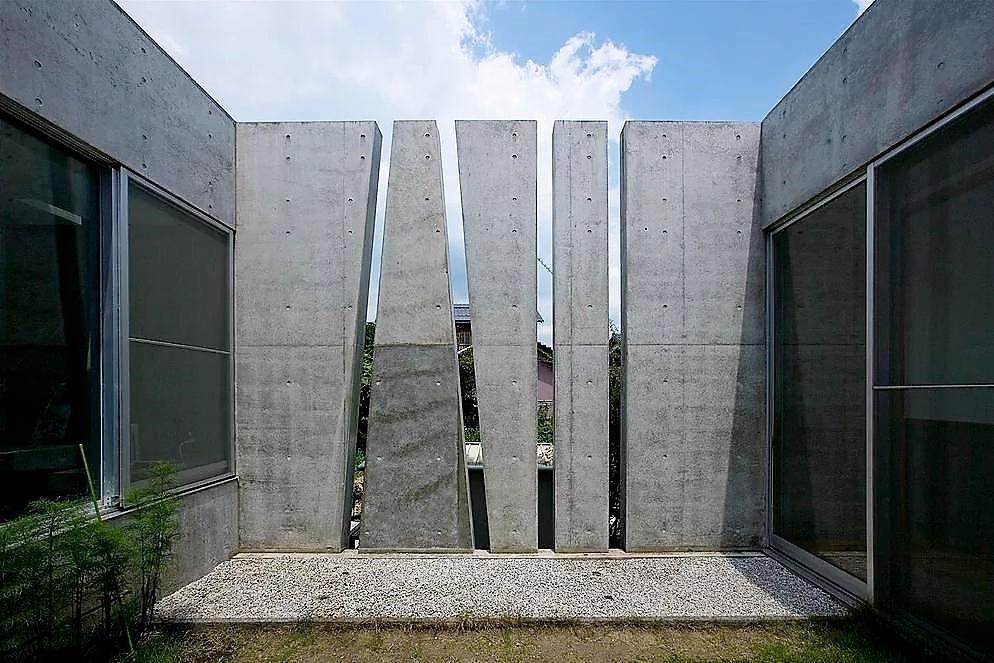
xmin=124 ymin=619 xmax=911 ymax=663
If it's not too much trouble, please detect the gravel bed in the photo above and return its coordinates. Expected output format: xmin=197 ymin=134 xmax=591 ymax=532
xmin=156 ymin=552 xmax=847 ymax=623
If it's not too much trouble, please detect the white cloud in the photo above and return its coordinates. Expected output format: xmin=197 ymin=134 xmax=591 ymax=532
xmin=854 ymin=0 xmax=875 ymax=16
xmin=118 ymin=0 xmax=656 ymax=344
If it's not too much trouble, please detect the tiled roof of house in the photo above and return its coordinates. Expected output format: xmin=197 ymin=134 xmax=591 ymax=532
xmin=453 ymin=303 xmax=544 ymax=323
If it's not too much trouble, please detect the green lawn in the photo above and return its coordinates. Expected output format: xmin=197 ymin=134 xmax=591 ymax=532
xmin=128 ymin=619 xmax=910 ymax=663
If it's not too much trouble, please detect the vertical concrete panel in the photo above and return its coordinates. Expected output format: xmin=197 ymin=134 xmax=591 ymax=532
xmin=456 ymin=120 xmax=538 ymax=552
xmin=235 ymin=122 xmax=380 ymax=551
xmin=552 ymin=120 xmax=609 ymax=551
xmin=362 ymin=120 xmax=473 ymax=552
xmin=621 ymin=121 xmax=764 ymax=551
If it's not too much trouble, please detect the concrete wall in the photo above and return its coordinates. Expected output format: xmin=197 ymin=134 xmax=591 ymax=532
xmin=0 ymin=0 xmax=235 ymax=224
xmin=552 ymin=120 xmax=609 ymax=552
xmin=456 ymin=120 xmax=538 ymax=552
xmin=761 ymin=0 xmax=994 ymax=226
xmin=362 ymin=121 xmax=473 ymax=552
xmin=235 ymin=122 xmax=380 ymax=550
xmin=621 ymin=121 xmax=765 ymax=551
xmin=162 ymin=479 xmax=239 ymax=592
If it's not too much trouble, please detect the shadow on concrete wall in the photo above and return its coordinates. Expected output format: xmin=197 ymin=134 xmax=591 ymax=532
xmin=722 ymin=150 xmax=767 ymax=549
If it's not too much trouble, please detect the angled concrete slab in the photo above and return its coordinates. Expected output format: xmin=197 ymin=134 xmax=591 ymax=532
xmin=362 ymin=120 xmax=473 ymax=552
xmin=552 ymin=120 xmax=609 ymax=552
xmin=621 ymin=121 xmax=765 ymax=551
xmin=456 ymin=120 xmax=538 ymax=552
xmin=235 ymin=121 xmax=380 ymax=551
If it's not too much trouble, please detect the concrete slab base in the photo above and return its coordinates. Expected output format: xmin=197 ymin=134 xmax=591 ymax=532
xmin=156 ymin=552 xmax=847 ymax=623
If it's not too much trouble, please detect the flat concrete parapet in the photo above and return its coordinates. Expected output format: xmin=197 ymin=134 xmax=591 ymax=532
xmin=235 ymin=122 xmax=380 ymax=551
xmin=157 ymin=551 xmax=847 ymax=623
xmin=362 ymin=120 xmax=473 ymax=552
xmin=621 ymin=121 xmax=765 ymax=551
xmin=456 ymin=119 xmax=538 ymax=552
xmin=552 ymin=120 xmax=609 ymax=552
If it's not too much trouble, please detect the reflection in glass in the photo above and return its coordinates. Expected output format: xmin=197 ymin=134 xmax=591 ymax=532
xmin=874 ymin=99 xmax=994 ymax=657
xmin=876 ymin=100 xmax=994 ymax=386
xmin=876 ymin=388 xmax=994 ymax=655
xmin=773 ymin=182 xmax=866 ymax=580
xmin=129 ymin=342 xmax=229 ymax=484
xmin=128 ymin=183 xmax=230 ymax=485
xmin=0 ymin=116 xmax=100 ymax=520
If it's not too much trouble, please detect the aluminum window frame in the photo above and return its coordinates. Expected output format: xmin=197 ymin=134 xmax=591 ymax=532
xmin=864 ymin=84 xmax=994 ymax=660
xmin=765 ymin=172 xmax=872 ymax=603
xmin=119 ymin=168 xmax=236 ymax=495
xmin=765 ymin=82 xmax=994 ymax=617
xmin=0 ymin=108 xmax=116 ymax=517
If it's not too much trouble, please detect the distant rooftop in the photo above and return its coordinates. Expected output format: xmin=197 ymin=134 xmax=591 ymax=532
xmin=453 ymin=303 xmax=543 ymax=323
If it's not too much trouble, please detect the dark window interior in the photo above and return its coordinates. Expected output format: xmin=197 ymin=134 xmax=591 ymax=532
xmin=0 ymin=116 xmax=101 ymax=520
xmin=773 ymin=182 xmax=867 ymax=580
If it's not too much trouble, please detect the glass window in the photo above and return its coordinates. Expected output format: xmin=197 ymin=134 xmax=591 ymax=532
xmin=128 ymin=182 xmax=230 ymax=485
xmin=875 ymin=387 xmax=994 ymax=654
xmin=875 ymin=100 xmax=994 ymax=387
xmin=874 ymin=98 xmax=994 ymax=657
xmin=772 ymin=182 xmax=867 ymax=580
xmin=0 ymin=116 xmax=101 ymax=520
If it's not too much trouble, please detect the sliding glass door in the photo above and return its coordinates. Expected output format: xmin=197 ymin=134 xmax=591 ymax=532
xmin=771 ymin=181 xmax=868 ymax=590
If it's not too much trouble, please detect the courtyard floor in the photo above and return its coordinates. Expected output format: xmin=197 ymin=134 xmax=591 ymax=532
xmin=156 ymin=551 xmax=846 ymax=623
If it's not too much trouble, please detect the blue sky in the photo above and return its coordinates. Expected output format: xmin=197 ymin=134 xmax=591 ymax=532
xmin=120 ymin=0 xmax=869 ymax=344
xmin=482 ymin=1 xmax=860 ymax=121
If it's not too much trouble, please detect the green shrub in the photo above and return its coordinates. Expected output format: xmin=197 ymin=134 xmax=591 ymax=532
xmin=0 ymin=461 xmax=180 ymax=661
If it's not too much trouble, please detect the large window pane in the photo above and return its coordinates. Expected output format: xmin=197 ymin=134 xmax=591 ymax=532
xmin=0 ymin=116 xmax=100 ymax=520
xmin=129 ymin=342 xmax=229 ymax=484
xmin=874 ymin=98 xmax=994 ymax=657
xmin=128 ymin=182 xmax=230 ymax=486
xmin=875 ymin=387 xmax=994 ymax=655
xmin=876 ymin=100 xmax=994 ymax=386
xmin=129 ymin=185 xmax=229 ymax=351
xmin=773 ymin=182 xmax=866 ymax=580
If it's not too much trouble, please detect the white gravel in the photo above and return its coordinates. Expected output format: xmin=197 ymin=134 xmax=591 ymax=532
xmin=156 ymin=551 xmax=847 ymax=623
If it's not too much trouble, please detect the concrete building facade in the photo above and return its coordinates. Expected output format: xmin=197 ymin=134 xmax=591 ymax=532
xmin=1 ymin=0 xmax=992 ymax=658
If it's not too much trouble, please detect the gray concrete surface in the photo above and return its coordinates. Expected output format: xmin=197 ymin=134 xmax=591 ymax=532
xmin=105 ymin=478 xmax=238 ymax=595
xmin=157 ymin=551 xmax=847 ymax=622
xmin=235 ymin=122 xmax=380 ymax=551
xmin=362 ymin=121 xmax=473 ymax=552
xmin=0 ymin=0 xmax=235 ymax=224
xmin=552 ymin=120 xmax=609 ymax=552
xmin=164 ymin=479 xmax=240 ymax=593
xmin=621 ymin=122 xmax=765 ymax=551
xmin=456 ymin=120 xmax=538 ymax=552
xmin=761 ymin=0 xmax=994 ymax=226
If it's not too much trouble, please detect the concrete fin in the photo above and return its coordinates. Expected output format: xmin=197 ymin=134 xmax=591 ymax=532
xmin=456 ymin=119 xmax=539 ymax=552
xmin=361 ymin=120 xmax=473 ymax=552
xmin=235 ymin=121 xmax=381 ymax=551
xmin=552 ymin=120 xmax=610 ymax=551
xmin=620 ymin=121 xmax=765 ymax=552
